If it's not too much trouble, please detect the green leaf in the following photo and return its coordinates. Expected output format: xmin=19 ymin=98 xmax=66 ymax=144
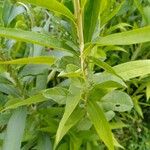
xmin=101 ymin=91 xmax=133 ymax=112
xmin=37 ymin=133 xmax=52 ymax=150
xmin=81 ymin=0 xmax=87 ymax=9
xmin=0 ymin=27 xmax=76 ymax=53
xmin=105 ymin=110 xmax=115 ymax=121
xmin=99 ymin=0 xmax=108 ymax=14
xmin=2 ymin=0 xmax=25 ymax=26
xmin=69 ymin=132 xmax=82 ymax=150
xmin=87 ymin=100 xmax=114 ymax=150
xmin=43 ymin=87 xmax=69 ymax=104
xmin=93 ymin=73 xmax=127 ymax=88
xmin=146 ymin=83 xmax=150 ymax=101
xmin=19 ymin=64 xmax=50 ymax=77
xmin=134 ymin=0 xmax=147 ymax=25
xmin=2 ymin=0 xmax=13 ymax=26
xmin=133 ymin=97 xmax=143 ymax=118
xmin=113 ymin=60 xmax=150 ymax=80
xmin=101 ymin=1 xmax=125 ymax=26
xmin=113 ymin=136 xmax=124 ymax=149
xmin=88 ymin=86 xmax=108 ymax=102
xmin=142 ymin=6 xmax=150 ymax=25
xmin=56 ymin=107 xmax=84 ymax=145
xmin=104 ymin=46 xmax=127 ymax=53
xmin=0 ymin=56 xmax=56 ymax=65
xmin=95 ymin=26 xmax=150 ymax=45
xmin=89 ymin=56 xmax=117 ymax=75
xmin=105 ymin=23 xmax=132 ymax=34
xmin=2 ymin=107 xmax=27 ymax=150
xmin=17 ymin=0 xmax=75 ymax=22
xmin=110 ymin=121 xmax=128 ymax=130
xmin=0 ymin=83 xmax=20 ymax=97
xmin=2 ymin=94 xmax=48 ymax=111
xmin=83 ymin=0 xmax=101 ymax=42
xmin=54 ymin=90 xmax=81 ymax=149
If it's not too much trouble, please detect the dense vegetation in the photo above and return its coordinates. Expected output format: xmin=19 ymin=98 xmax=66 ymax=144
xmin=0 ymin=0 xmax=150 ymax=149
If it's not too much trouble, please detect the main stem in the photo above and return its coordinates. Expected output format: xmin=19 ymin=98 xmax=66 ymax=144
xmin=74 ymin=0 xmax=86 ymax=79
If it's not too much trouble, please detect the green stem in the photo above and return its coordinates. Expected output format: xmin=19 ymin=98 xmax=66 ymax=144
xmin=73 ymin=0 xmax=86 ymax=79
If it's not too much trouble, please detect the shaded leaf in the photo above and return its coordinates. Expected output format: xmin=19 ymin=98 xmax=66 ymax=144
xmin=54 ymin=90 xmax=81 ymax=149
xmin=146 ymin=83 xmax=150 ymax=101
xmin=133 ymin=96 xmax=143 ymax=118
xmin=43 ymin=87 xmax=69 ymax=104
xmin=101 ymin=90 xmax=133 ymax=112
xmin=101 ymin=1 xmax=125 ymax=26
xmin=37 ymin=133 xmax=52 ymax=150
xmin=19 ymin=64 xmax=50 ymax=77
xmin=2 ymin=107 xmax=27 ymax=150
xmin=87 ymin=100 xmax=114 ymax=150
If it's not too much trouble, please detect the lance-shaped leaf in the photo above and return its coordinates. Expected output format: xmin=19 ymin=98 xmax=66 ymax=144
xmin=83 ymin=0 xmax=101 ymax=42
xmin=0 ymin=56 xmax=55 ymax=65
xmin=113 ymin=60 xmax=150 ymax=80
xmin=2 ymin=107 xmax=27 ymax=150
xmin=89 ymin=56 xmax=117 ymax=75
xmin=17 ymin=0 xmax=75 ymax=22
xmin=87 ymin=100 xmax=114 ymax=150
xmin=0 ymin=27 xmax=77 ymax=53
xmin=55 ymin=107 xmax=85 ymax=146
xmin=54 ymin=91 xmax=81 ymax=149
xmin=95 ymin=26 xmax=150 ymax=45
xmin=2 ymin=94 xmax=48 ymax=112
xmin=0 ymin=56 xmax=56 ymax=65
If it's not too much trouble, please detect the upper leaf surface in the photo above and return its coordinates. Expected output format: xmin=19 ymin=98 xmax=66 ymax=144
xmin=0 ymin=27 xmax=77 ymax=53
xmin=113 ymin=60 xmax=150 ymax=80
xmin=87 ymin=100 xmax=114 ymax=150
xmin=17 ymin=0 xmax=75 ymax=22
xmin=95 ymin=26 xmax=150 ymax=45
xmin=83 ymin=0 xmax=101 ymax=42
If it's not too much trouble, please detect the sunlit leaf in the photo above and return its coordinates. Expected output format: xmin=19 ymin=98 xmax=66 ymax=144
xmin=95 ymin=26 xmax=150 ymax=45
xmin=0 ymin=27 xmax=77 ymax=53
xmin=0 ymin=56 xmax=56 ymax=65
xmin=84 ymin=0 xmax=101 ymax=42
xmin=113 ymin=60 xmax=150 ymax=80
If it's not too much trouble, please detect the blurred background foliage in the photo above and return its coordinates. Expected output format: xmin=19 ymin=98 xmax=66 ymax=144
xmin=0 ymin=0 xmax=150 ymax=149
